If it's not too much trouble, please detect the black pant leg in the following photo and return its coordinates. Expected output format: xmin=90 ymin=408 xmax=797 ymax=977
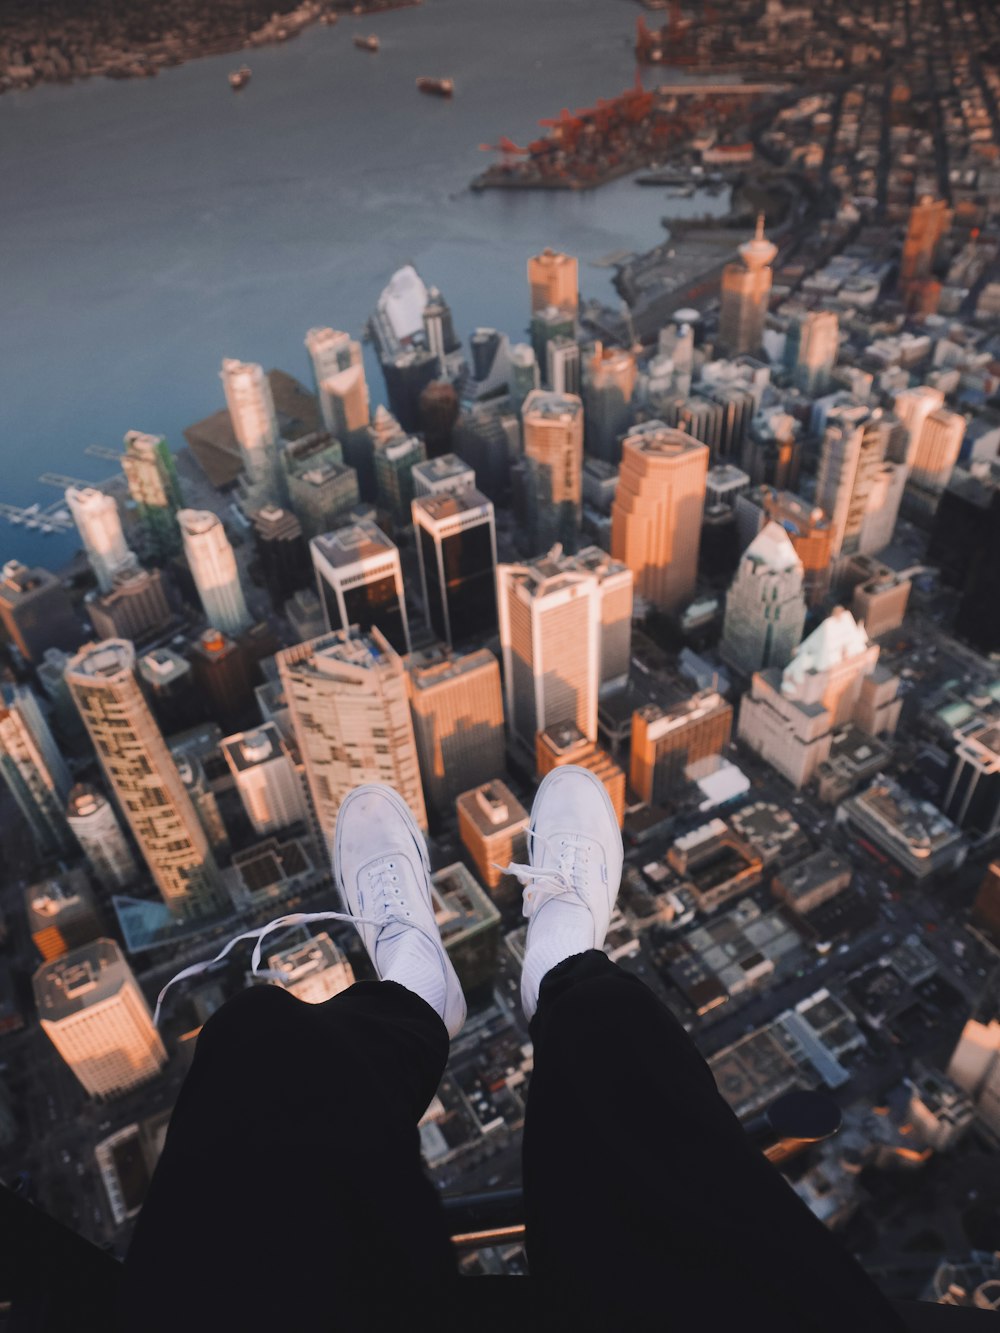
xmin=120 ymin=981 xmax=459 ymax=1332
xmin=522 ymin=950 xmax=906 ymax=1331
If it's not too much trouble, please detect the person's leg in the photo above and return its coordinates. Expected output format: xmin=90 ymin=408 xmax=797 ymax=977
xmin=123 ymin=783 xmax=468 ymax=1332
xmin=121 ymin=980 xmax=456 ymax=1331
xmin=523 ymin=950 xmax=907 ymax=1330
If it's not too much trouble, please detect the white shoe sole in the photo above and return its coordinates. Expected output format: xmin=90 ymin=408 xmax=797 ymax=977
xmin=334 ymin=783 xmax=467 ymax=1038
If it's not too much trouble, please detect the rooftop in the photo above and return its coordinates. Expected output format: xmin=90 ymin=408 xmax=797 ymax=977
xmin=783 ymin=607 xmax=869 ymax=688
xmin=407 ymin=646 xmax=497 ymax=692
xmin=412 ymin=488 xmax=492 ymax=523
xmin=221 ymin=724 xmax=284 ymax=773
xmin=623 ymin=419 xmax=708 ymax=458
xmin=456 ymin=780 xmax=528 ymax=834
xmin=311 ymin=521 xmax=397 ymax=569
xmin=32 ymin=939 xmax=131 ymax=1020
xmin=744 ymin=521 xmax=803 ymax=573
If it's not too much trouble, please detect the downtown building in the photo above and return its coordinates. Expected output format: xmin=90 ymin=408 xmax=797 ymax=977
xmin=220 ymin=358 xmax=285 ymax=512
xmin=65 ymin=640 xmax=226 ymax=920
xmin=582 ymin=342 xmax=637 ymax=464
xmin=611 ymin=420 xmax=709 ymax=615
xmin=277 ymin=626 xmax=426 ymax=849
xmin=282 ymin=432 xmax=359 ymax=539
xmin=33 ymin=939 xmax=166 ymax=1101
xmin=630 ymin=691 xmax=733 ymax=806
xmin=86 ymin=567 xmax=172 ymax=645
xmin=737 ymin=607 xmax=902 ymax=789
xmin=304 ymin=328 xmax=371 ymax=443
xmin=815 ymin=405 xmax=905 ymax=562
xmin=178 ymin=509 xmax=252 ymax=636
xmin=222 ymin=723 xmax=309 ymax=838
xmin=65 ymin=487 xmax=139 ymax=593
xmin=527 ymin=247 xmax=578 ymax=315
xmin=0 ymin=560 xmax=81 ymax=666
xmin=718 ymin=216 xmax=777 ymax=356
xmin=406 ymin=646 xmax=505 ymax=818
xmin=497 ymin=548 xmax=631 ymax=755
xmin=521 ymin=390 xmax=584 ymax=554
xmin=0 ymin=683 xmax=75 ymax=857
xmin=66 ymin=783 xmax=138 ymax=893
xmin=121 ymin=431 xmax=184 ymax=559
xmin=311 ymin=521 xmax=410 ymax=656
xmin=413 ymin=488 xmax=497 ymax=647
xmin=720 ymin=522 xmax=807 ymax=677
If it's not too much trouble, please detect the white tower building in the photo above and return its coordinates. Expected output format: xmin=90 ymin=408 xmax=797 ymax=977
xmin=221 ymin=723 xmax=308 ymax=837
xmin=220 ymin=358 xmax=283 ymax=509
xmin=721 ymin=521 xmax=807 ymax=676
xmin=178 ymin=509 xmax=251 ymax=636
xmin=65 ymin=487 xmax=138 ymax=594
xmin=66 ymin=783 xmax=138 ymax=892
xmin=33 ymin=939 xmax=166 ymax=1100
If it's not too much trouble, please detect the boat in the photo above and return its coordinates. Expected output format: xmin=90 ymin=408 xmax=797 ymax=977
xmin=229 ymin=66 xmax=251 ymax=91
xmin=416 ymin=77 xmax=453 ymax=98
xmin=354 ymin=34 xmax=380 ymax=51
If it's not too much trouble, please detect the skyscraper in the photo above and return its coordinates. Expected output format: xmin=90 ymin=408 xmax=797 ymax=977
xmin=530 ymin=305 xmax=576 ymax=377
xmin=277 ymin=626 xmax=426 ymax=847
xmin=373 ymin=431 xmax=427 ymax=529
xmin=86 ymin=567 xmax=172 ymax=644
xmin=121 ymin=431 xmax=184 ymax=559
xmin=0 ymin=561 xmax=81 ymax=665
xmin=583 ymin=342 xmax=637 ymax=464
xmin=0 ymin=683 xmax=75 ymax=856
xmin=718 ymin=215 xmax=777 ymax=355
xmin=497 ymin=550 xmax=602 ymax=750
xmin=521 ymin=390 xmax=584 ymax=554
xmin=65 ymin=487 xmax=138 ymax=593
xmin=26 ymin=869 xmax=104 ymax=962
xmin=66 ymin=783 xmax=138 ymax=893
xmin=547 ymin=337 xmax=582 ymax=397
xmin=406 ymin=646 xmax=505 ymax=817
xmin=282 ymin=433 xmax=359 ymax=538
xmin=631 ymin=692 xmax=733 ymax=805
xmin=900 ymin=196 xmax=952 ymax=306
xmin=508 ymin=343 xmax=539 ymax=416
xmin=565 ymin=545 xmax=633 ymax=691
xmin=253 ymin=505 xmax=311 ymax=608
xmin=304 ymin=328 xmax=370 ymax=441
xmin=65 ymin=640 xmax=225 ymax=920
xmin=891 ymin=385 xmax=944 ymax=467
xmin=737 ymin=608 xmax=901 ymax=788
xmin=909 ymin=409 xmax=966 ymax=496
xmin=815 ymin=404 xmax=887 ymax=558
xmin=611 ymin=420 xmax=709 ymax=614
xmin=929 ymin=462 xmax=1000 ymax=654
xmin=220 ymin=358 xmax=283 ymax=511
xmin=755 ymin=487 xmax=834 ymax=608
xmin=412 ymin=488 xmax=497 ymax=646
xmin=943 ymin=723 xmax=1000 ymax=839
xmin=222 ymin=723 xmax=308 ymax=836
xmin=788 ymin=311 xmax=839 ymax=395
xmin=33 ymin=939 xmax=166 ymax=1100
xmin=310 ymin=522 xmax=410 ymax=655
xmin=178 ymin=509 xmax=252 ymax=636
xmin=412 ymin=454 xmax=475 ymax=498
xmin=528 ymin=247 xmax=578 ymax=314
xmin=721 ymin=522 xmax=807 ymax=676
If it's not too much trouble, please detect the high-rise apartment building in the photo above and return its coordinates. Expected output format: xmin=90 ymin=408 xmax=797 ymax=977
xmin=721 ymin=522 xmax=807 ymax=676
xmin=892 ymin=385 xmax=944 ymax=467
xmin=737 ymin=608 xmax=901 ymax=788
xmin=33 ymin=939 xmax=166 ymax=1100
xmin=178 ymin=509 xmax=251 ymax=636
xmin=412 ymin=488 xmax=497 ymax=646
xmin=630 ymin=692 xmax=733 ymax=805
xmin=310 ymin=522 xmax=410 ymax=655
xmin=521 ymin=390 xmax=584 ymax=554
xmin=86 ymin=567 xmax=172 ymax=644
xmin=456 ymin=780 xmax=529 ymax=893
xmin=222 ymin=723 xmax=308 ymax=836
xmin=718 ymin=216 xmax=776 ymax=355
xmin=220 ymin=358 xmax=283 ymax=511
xmin=407 ymin=646 xmax=505 ymax=816
xmin=787 ymin=310 xmax=839 ymax=395
xmin=583 ymin=342 xmax=637 ymax=464
xmin=815 ymin=404 xmax=888 ymax=557
xmin=0 ymin=561 xmax=81 ymax=665
xmin=121 ymin=431 xmax=184 ymax=559
xmin=0 ymin=683 xmax=74 ymax=856
xmin=304 ymin=328 xmax=370 ymax=442
xmin=65 ymin=487 xmax=138 ymax=593
xmin=497 ymin=551 xmax=602 ymax=750
xmin=65 ymin=640 xmax=225 ymax=920
xmin=66 ymin=783 xmax=138 ymax=893
xmin=611 ymin=420 xmax=709 ymax=614
xmin=374 ymin=431 xmax=427 ymax=528
xmin=277 ymin=627 xmax=426 ymax=847
xmin=528 ymin=247 xmax=578 ymax=314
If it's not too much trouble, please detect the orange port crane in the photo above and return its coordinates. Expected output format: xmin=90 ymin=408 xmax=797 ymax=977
xmin=478 ymin=136 xmax=528 ymax=165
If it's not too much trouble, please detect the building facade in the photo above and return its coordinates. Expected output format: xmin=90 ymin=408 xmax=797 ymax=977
xmin=720 ymin=521 xmax=807 ymax=676
xmin=178 ymin=509 xmax=251 ymax=636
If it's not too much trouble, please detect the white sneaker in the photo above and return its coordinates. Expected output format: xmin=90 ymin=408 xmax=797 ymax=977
xmin=334 ymin=783 xmax=466 ymax=1038
xmin=500 ymin=765 xmax=624 ymax=1021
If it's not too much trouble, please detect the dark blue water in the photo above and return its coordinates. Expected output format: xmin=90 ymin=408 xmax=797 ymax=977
xmin=1 ymin=0 xmax=729 ymax=567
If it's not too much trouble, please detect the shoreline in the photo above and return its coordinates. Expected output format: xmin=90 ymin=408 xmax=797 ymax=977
xmin=0 ymin=0 xmax=420 ymax=97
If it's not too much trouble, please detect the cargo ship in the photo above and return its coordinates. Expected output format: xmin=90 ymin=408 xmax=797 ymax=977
xmin=228 ymin=65 xmax=251 ymax=90
xmin=354 ymin=33 xmax=380 ymax=50
xmin=416 ymin=76 xmax=453 ymax=98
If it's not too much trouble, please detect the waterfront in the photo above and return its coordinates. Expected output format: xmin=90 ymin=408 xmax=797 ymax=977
xmin=0 ymin=0 xmax=730 ymax=568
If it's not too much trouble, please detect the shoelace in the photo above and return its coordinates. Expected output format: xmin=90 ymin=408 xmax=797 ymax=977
xmin=152 ymin=899 xmax=410 ymax=1029
xmin=494 ymin=828 xmax=593 ymax=921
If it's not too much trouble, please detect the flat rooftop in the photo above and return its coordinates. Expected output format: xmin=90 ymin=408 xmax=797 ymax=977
xmin=408 ymin=646 xmax=497 ymax=692
xmin=412 ymin=488 xmax=491 ymax=523
xmin=33 ymin=939 xmax=130 ymax=1020
xmin=311 ymin=521 xmax=396 ymax=568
